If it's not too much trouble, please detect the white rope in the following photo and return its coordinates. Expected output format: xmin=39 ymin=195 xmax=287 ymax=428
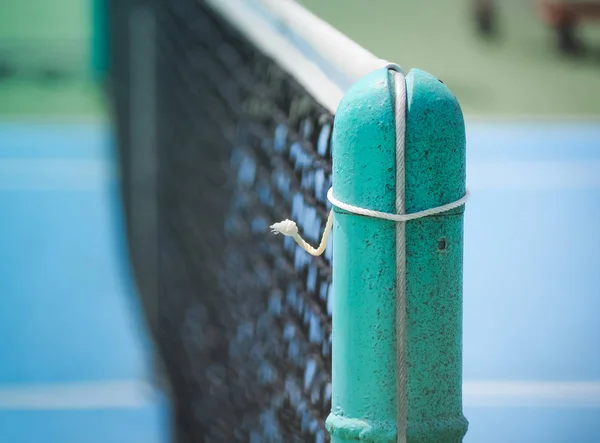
xmin=270 ymin=189 xmax=469 ymax=255
xmin=270 ymin=210 xmax=334 ymax=257
xmin=326 ymin=188 xmax=470 ymax=223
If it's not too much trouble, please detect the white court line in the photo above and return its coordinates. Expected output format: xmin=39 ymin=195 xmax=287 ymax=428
xmin=0 ymin=159 xmax=114 ymax=191
xmin=467 ymin=161 xmax=600 ymax=190
xmin=0 ymin=380 xmax=157 ymax=410
xmin=464 ymin=381 xmax=600 ymax=408
xmin=0 ymin=116 xmax=108 ymax=124
xmin=2 ymin=379 xmax=597 ymax=410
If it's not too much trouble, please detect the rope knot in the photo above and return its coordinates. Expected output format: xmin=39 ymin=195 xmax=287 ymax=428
xmin=270 ymin=219 xmax=298 ymax=236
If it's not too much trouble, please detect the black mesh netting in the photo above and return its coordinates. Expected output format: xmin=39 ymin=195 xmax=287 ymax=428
xmin=109 ymin=1 xmax=336 ymax=442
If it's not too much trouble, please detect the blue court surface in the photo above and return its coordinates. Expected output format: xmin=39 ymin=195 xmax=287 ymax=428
xmin=0 ymin=122 xmax=171 ymax=443
xmin=0 ymin=119 xmax=599 ymax=442
xmin=463 ymin=120 xmax=600 ymax=442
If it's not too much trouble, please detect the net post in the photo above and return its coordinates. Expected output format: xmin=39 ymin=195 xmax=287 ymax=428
xmin=325 ymin=68 xmax=468 ymax=442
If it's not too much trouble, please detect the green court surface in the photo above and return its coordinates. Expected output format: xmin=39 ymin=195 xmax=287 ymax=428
xmin=0 ymin=0 xmax=104 ymax=117
xmin=0 ymin=79 xmax=104 ymax=117
xmin=299 ymin=0 xmax=600 ymax=116
xmin=2 ymin=0 xmax=600 ymax=117
xmin=0 ymin=0 xmax=87 ymax=41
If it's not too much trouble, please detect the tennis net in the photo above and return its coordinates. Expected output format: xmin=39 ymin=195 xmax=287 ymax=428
xmin=108 ymin=0 xmax=392 ymax=441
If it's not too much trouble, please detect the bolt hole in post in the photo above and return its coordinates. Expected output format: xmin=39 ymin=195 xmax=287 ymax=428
xmin=438 ymin=238 xmax=447 ymax=251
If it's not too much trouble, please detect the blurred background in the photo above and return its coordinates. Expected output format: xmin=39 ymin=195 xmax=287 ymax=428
xmin=0 ymin=0 xmax=103 ymax=116
xmin=0 ymin=0 xmax=598 ymax=442
xmin=0 ymin=1 xmax=170 ymax=442
xmin=301 ymin=0 xmax=600 ymax=116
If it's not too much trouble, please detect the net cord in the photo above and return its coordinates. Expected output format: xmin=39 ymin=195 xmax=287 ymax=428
xmin=391 ymin=68 xmax=408 ymax=443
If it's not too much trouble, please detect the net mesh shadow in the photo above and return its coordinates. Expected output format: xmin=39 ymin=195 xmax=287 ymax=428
xmin=109 ymin=1 xmax=335 ymax=441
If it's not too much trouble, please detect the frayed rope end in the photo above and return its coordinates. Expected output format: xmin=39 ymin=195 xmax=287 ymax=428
xmin=270 ymin=219 xmax=299 ymax=237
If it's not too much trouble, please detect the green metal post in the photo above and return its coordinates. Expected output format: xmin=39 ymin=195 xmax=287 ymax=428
xmin=325 ymin=68 xmax=468 ymax=442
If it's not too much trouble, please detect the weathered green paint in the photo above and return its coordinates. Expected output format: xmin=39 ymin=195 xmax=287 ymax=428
xmin=326 ymin=68 xmax=398 ymax=443
xmin=325 ymin=67 xmax=468 ymax=442
xmin=404 ymin=69 xmax=468 ymax=442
